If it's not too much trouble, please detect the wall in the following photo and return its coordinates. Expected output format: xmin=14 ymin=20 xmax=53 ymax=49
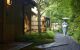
xmin=2 ymin=0 xmax=24 ymax=43
xmin=0 ymin=0 xmax=3 ymax=43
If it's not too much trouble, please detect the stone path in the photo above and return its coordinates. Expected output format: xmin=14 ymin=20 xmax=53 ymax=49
xmin=36 ymin=33 xmax=80 ymax=50
xmin=8 ymin=42 xmax=33 ymax=50
xmin=1 ymin=42 xmax=33 ymax=50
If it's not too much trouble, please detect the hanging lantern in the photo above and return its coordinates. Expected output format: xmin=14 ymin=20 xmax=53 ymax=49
xmin=7 ymin=0 xmax=12 ymax=5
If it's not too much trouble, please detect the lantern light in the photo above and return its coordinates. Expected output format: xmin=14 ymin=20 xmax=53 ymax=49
xmin=7 ymin=0 xmax=12 ymax=5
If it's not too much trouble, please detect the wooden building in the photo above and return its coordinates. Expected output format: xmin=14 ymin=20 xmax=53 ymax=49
xmin=0 ymin=0 xmax=36 ymax=43
xmin=31 ymin=15 xmax=46 ymax=32
xmin=0 ymin=0 xmax=50 ymax=43
xmin=24 ymin=15 xmax=46 ymax=32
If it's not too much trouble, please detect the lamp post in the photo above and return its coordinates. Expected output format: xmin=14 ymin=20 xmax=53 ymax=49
xmin=62 ymin=17 xmax=69 ymax=36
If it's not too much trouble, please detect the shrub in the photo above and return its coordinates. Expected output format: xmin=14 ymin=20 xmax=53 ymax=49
xmin=15 ymin=30 xmax=55 ymax=44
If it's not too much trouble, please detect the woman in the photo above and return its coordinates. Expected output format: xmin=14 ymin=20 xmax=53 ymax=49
xmin=62 ymin=20 xmax=68 ymax=36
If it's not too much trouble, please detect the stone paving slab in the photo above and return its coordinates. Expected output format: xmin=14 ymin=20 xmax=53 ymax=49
xmin=1 ymin=42 xmax=33 ymax=50
xmin=9 ymin=42 xmax=33 ymax=50
xmin=35 ymin=33 xmax=69 ymax=48
xmin=35 ymin=42 xmax=68 ymax=48
xmin=44 ymin=33 xmax=80 ymax=50
xmin=35 ymin=33 xmax=80 ymax=50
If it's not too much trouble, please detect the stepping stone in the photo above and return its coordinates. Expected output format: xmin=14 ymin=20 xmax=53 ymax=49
xmin=8 ymin=43 xmax=33 ymax=50
xmin=35 ymin=42 xmax=68 ymax=48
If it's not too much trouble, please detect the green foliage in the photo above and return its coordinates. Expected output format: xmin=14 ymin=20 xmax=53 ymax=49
xmin=15 ymin=31 xmax=55 ymax=44
xmin=41 ymin=0 xmax=72 ymax=22
xmin=72 ymin=31 xmax=80 ymax=44
xmin=37 ymin=0 xmax=80 ymax=44
xmin=46 ymin=30 xmax=55 ymax=38
xmin=71 ymin=0 xmax=80 ymax=16
xmin=68 ymin=16 xmax=80 ymax=44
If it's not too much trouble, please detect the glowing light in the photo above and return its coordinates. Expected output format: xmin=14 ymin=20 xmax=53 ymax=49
xmin=7 ymin=0 xmax=12 ymax=5
xmin=31 ymin=7 xmax=38 ymax=14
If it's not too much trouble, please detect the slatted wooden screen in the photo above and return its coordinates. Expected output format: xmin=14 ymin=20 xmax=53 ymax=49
xmin=24 ymin=15 xmax=46 ymax=32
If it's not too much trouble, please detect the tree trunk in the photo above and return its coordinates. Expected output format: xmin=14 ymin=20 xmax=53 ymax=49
xmin=37 ymin=3 xmax=41 ymax=35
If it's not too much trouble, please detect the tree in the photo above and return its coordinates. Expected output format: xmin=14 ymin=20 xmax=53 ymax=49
xmin=69 ymin=0 xmax=80 ymax=43
xmin=34 ymin=0 xmax=46 ymax=35
xmin=40 ymin=0 xmax=72 ymax=23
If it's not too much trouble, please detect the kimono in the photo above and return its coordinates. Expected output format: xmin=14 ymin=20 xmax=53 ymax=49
xmin=62 ymin=21 xmax=68 ymax=36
